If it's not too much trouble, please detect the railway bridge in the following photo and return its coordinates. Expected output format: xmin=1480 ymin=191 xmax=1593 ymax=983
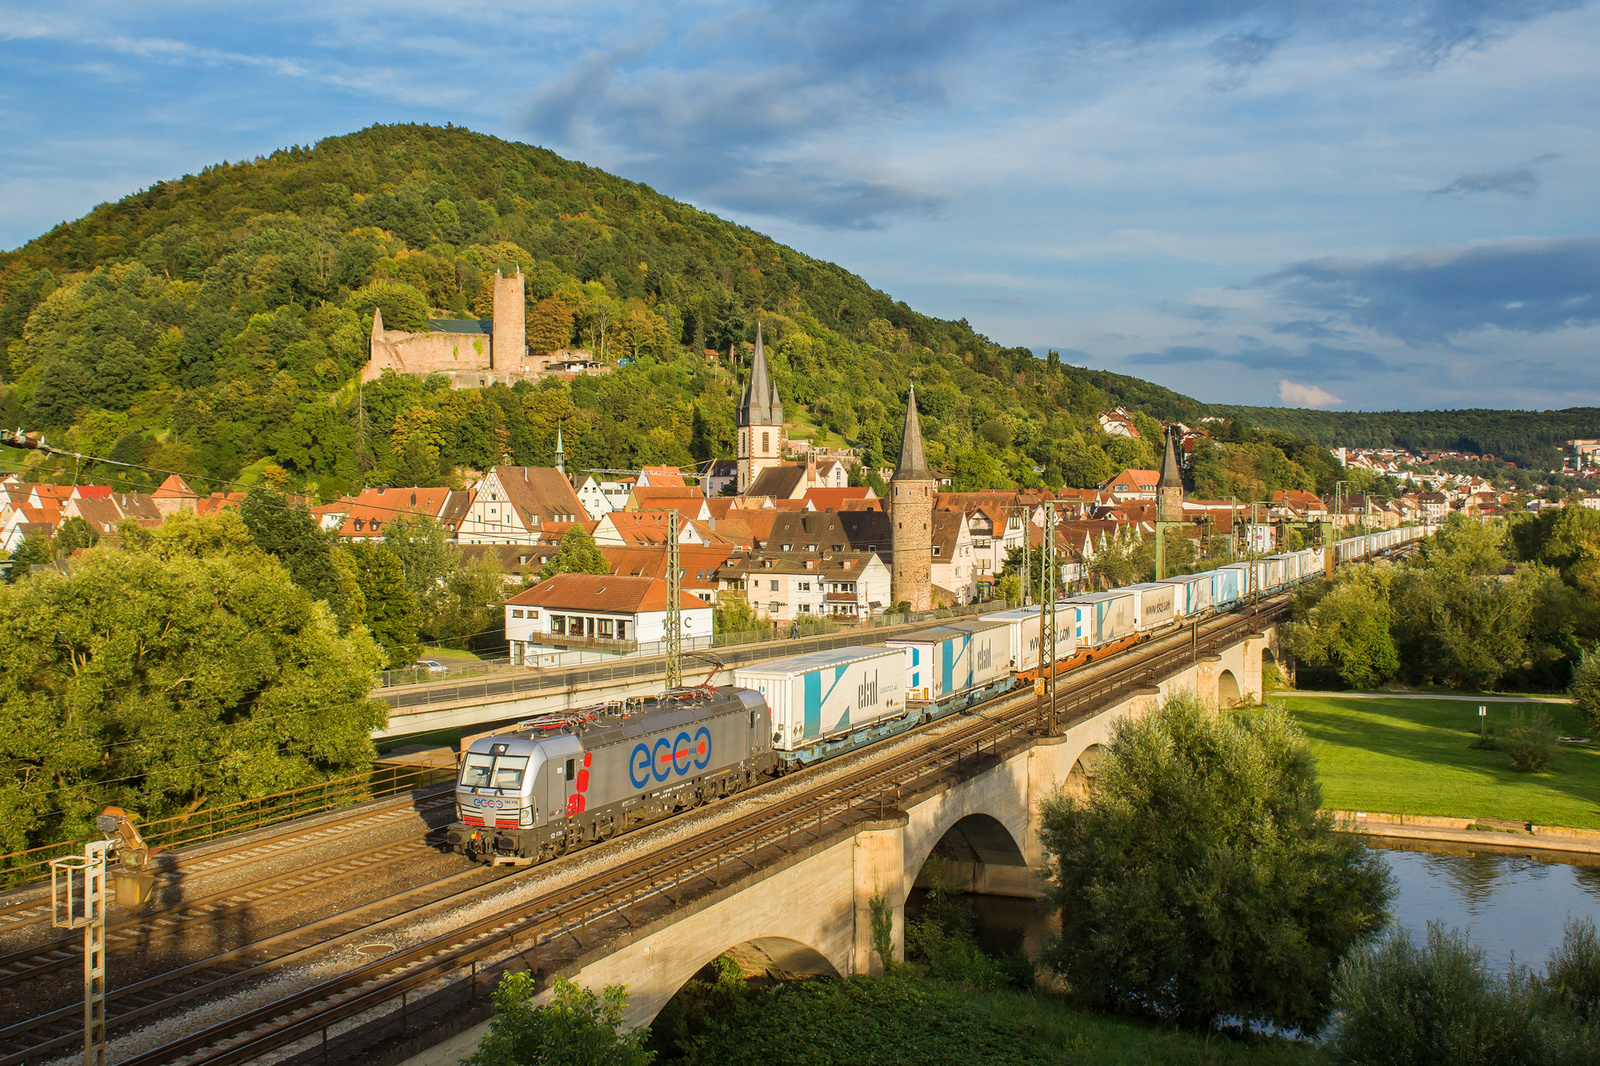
xmin=403 ymin=614 xmax=1277 ymax=1064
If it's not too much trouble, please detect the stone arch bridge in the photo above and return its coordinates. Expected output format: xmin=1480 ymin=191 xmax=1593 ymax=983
xmin=408 ymin=621 xmax=1277 ymax=1062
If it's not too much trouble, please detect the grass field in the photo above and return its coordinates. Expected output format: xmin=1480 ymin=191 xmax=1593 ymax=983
xmin=1278 ymin=695 xmax=1600 ymax=828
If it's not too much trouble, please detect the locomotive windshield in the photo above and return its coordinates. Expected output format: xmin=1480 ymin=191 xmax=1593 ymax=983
xmin=460 ymin=753 xmax=530 ymax=790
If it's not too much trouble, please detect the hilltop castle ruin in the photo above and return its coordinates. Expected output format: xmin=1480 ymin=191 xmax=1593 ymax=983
xmin=361 ymin=269 xmax=606 ymax=388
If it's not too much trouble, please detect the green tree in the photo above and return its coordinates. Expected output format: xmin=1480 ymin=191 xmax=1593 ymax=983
xmin=1286 ymin=569 xmax=1400 ymax=688
xmin=54 ymin=516 xmax=100 ymax=555
xmin=0 ymin=547 xmax=386 ymax=857
xmin=428 ymin=551 xmax=508 ymax=653
xmin=341 ymin=542 xmax=422 ymax=667
xmin=1039 ymin=691 xmax=1393 ymax=1033
xmin=381 ymin=513 xmax=459 ymax=615
xmin=466 ymin=975 xmax=652 ymax=1066
xmin=713 ymin=595 xmax=761 ymax=634
xmin=6 ymin=533 xmax=53 ymax=575
xmin=241 ymin=487 xmax=354 ymax=623
xmin=1569 ymin=647 xmax=1600 ymax=730
xmin=538 ymin=525 xmax=611 ymax=581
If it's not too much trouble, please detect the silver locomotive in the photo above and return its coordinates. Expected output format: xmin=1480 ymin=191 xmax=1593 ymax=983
xmin=446 ymin=687 xmax=775 ymax=865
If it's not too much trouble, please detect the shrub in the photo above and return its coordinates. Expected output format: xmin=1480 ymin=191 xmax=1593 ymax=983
xmin=466 ymin=974 xmax=652 ymax=1066
xmin=1039 ymin=691 xmax=1393 ymax=1033
xmin=1503 ymin=709 xmax=1557 ymax=773
xmin=1568 ymin=648 xmax=1600 ymax=731
xmin=1326 ymin=923 xmax=1533 ymax=1065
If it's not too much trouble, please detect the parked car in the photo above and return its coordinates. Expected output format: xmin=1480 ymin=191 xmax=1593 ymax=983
xmin=412 ymin=659 xmax=448 ymax=675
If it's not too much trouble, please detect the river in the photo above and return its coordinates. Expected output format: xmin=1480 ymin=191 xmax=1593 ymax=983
xmin=920 ymin=840 xmax=1600 ymax=975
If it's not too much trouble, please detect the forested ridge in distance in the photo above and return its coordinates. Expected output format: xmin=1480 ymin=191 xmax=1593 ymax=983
xmin=0 ymin=122 xmax=1586 ymax=499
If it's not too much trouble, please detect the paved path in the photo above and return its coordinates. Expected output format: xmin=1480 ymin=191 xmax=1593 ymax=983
xmin=1278 ymin=690 xmax=1573 ymax=704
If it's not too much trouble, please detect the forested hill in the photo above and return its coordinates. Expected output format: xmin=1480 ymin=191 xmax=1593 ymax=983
xmin=1214 ymin=407 xmax=1600 ymax=470
xmin=2 ymin=122 xmax=1303 ymax=499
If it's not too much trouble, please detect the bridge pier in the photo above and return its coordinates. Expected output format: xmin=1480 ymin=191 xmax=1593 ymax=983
xmin=852 ymin=821 xmax=907 ymax=973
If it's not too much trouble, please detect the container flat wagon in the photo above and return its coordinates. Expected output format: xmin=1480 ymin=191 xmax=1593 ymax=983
xmin=886 ymin=618 xmax=1015 ymax=710
xmin=984 ymin=605 xmax=1077 ymax=677
xmin=1124 ymin=582 xmax=1178 ymax=630
xmin=1159 ymin=573 xmax=1215 ymax=617
xmin=732 ymin=646 xmax=909 ymax=767
xmin=1062 ymin=589 xmax=1139 ymax=648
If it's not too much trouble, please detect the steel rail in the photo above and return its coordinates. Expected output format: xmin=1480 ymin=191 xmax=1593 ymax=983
xmin=116 ymin=601 xmax=1290 ymax=1066
xmin=0 ymin=831 xmax=449 ymax=991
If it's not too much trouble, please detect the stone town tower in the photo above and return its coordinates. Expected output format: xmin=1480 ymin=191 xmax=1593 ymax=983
xmin=491 ymin=268 xmax=525 ymax=371
xmin=736 ymin=323 xmax=784 ymax=494
xmin=1157 ymin=426 xmax=1184 ymax=524
xmin=891 ymin=386 xmax=935 ymax=612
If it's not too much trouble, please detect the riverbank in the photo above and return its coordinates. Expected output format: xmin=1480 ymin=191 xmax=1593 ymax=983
xmin=1328 ymin=809 xmax=1600 ymax=856
xmin=1277 ymin=693 xmax=1600 ymax=829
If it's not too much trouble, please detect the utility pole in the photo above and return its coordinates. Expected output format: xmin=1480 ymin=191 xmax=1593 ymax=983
xmin=1017 ymin=505 xmax=1031 ymax=608
xmin=665 ymin=507 xmax=682 ymax=689
xmin=1039 ymin=501 xmax=1058 ymax=734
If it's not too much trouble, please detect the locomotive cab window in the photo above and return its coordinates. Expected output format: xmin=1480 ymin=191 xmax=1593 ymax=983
xmin=461 ymin=753 xmax=495 ymax=788
xmin=492 ymin=756 xmax=529 ymax=790
xmin=565 ymin=758 xmax=576 ymax=781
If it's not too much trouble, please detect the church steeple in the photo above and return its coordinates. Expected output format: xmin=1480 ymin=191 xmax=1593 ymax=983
xmin=736 ymin=321 xmax=784 ymax=494
xmin=737 ymin=321 xmax=782 ymax=428
xmin=894 ymin=385 xmax=932 ymax=482
xmin=555 ymin=422 xmax=566 ymax=477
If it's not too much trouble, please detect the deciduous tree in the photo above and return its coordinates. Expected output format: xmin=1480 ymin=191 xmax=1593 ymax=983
xmin=1039 ymin=691 xmax=1393 ymax=1033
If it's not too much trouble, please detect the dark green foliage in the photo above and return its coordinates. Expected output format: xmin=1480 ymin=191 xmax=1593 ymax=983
xmin=466 ymin=974 xmax=652 ymax=1066
xmin=1502 ymin=709 xmax=1557 ymax=772
xmin=341 ymin=542 xmax=422 ymax=667
xmin=6 ymin=534 xmax=51 ymax=575
xmin=1285 ymin=568 xmax=1400 ymax=689
xmin=1039 ymin=692 xmax=1393 ymax=1033
xmin=1568 ymin=648 xmax=1600 ymax=730
xmin=1326 ymin=920 xmax=1600 ymax=1066
xmin=661 ymin=974 xmax=1317 ymax=1066
xmin=241 ymin=487 xmax=352 ymax=622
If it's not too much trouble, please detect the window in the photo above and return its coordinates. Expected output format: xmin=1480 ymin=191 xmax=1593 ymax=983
xmin=933 ymin=547 xmax=941 ymax=557
xmin=353 ymin=518 xmax=364 ymax=532
xmin=800 ymin=604 xmax=811 ymax=613
xmin=770 ymin=601 xmax=780 ymax=612
xmin=762 ymin=432 xmax=770 ymax=452
xmin=798 ymin=582 xmax=811 ymax=591
xmin=616 ymin=620 xmax=628 ymax=640
xmin=551 ymin=616 xmax=567 ymax=635
xmin=768 ymin=579 xmax=779 ymax=591
xmin=599 ymin=619 xmax=614 ymax=638
xmin=512 ymin=609 xmax=525 ymax=619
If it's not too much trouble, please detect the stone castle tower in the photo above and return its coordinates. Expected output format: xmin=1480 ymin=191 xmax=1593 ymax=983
xmin=737 ymin=322 xmax=784 ymax=493
xmin=491 ymin=268 xmax=526 ymax=371
xmin=1157 ymin=426 xmax=1184 ymax=524
xmin=891 ymin=386 xmax=935 ymax=611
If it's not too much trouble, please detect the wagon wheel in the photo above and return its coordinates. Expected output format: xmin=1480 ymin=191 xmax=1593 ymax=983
xmin=595 ymin=818 xmax=616 ymax=842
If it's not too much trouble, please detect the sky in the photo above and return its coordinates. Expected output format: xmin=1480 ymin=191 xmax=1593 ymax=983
xmin=2 ymin=2 xmax=1598 ymax=412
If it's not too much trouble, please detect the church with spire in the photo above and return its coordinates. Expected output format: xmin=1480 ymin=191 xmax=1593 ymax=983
xmin=736 ymin=323 xmax=785 ymax=494
xmin=891 ymin=386 xmax=935 ymax=612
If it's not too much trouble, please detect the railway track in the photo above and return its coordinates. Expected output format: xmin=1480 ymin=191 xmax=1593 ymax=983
xmin=78 ymin=600 xmax=1286 ymax=1066
xmin=0 ymin=787 xmax=455 ymax=932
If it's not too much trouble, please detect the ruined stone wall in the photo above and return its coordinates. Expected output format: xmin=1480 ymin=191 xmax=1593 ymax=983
xmin=361 ymin=326 xmax=493 ymax=383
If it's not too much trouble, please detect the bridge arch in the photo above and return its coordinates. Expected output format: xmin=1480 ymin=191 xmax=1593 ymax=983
xmin=1064 ymin=744 xmax=1106 ymax=802
xmin=909 ymin=807 xmax=1033 ymax=901
xmin=632 ymin=934 xmax=844 ymax=1026
xmin=1217 ymin=668 xmax=1241 ymax=705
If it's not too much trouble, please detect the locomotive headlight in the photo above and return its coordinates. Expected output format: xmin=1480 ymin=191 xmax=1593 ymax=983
xmin=519 ymin=805 xmax=533 ymax=827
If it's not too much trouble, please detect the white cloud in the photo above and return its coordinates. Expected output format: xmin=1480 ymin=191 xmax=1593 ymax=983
xmin=1278 ymin=379 xmax=1342 ymax=407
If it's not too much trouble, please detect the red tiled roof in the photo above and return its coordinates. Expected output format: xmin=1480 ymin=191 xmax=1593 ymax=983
xmin=505 ymin=573 xmax=708 ymax=614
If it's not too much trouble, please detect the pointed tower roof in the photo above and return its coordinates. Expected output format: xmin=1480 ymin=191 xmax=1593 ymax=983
xmin=894 ymin=386 xmax=933 ymax=482
xmin=1158 ymin=426 xmax=1183 ymax=490
xmin=555 ymin=423 xmax=566 ymax=475
xmin=737 ymin=321 xmax=782 ymax=427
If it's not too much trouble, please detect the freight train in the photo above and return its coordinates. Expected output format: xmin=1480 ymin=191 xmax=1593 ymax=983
xmin=446 ymin=524 xmax=1430 ymax=865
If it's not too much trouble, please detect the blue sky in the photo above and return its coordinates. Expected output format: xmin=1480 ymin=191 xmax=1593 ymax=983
xmin=3 ymin=1 xmax=1598 ymax=411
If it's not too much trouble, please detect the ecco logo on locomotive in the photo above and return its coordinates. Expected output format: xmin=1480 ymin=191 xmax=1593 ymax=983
xmin=629 ymin=726 xmax=714 ymax=789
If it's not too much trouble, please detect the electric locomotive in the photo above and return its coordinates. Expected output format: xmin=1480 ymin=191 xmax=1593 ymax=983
xmin=446 ymin=686 xmax=774 ymax=865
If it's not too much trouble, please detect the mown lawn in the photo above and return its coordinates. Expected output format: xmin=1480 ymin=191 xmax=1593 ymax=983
xmin=664 ymin=975 xmax=1320 ymax=1066
xmin=1278 ymin=695 xmax=1600 ymax=828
